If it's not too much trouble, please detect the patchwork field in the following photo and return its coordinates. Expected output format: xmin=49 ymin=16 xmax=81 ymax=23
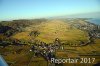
xmin=12 ymin=19 xmax=89 ymax=44
xmin=0 ymin=39 xmax=100 ymax=66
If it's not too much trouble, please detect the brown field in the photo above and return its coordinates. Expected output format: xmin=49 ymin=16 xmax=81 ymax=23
xmin=0 ymin=38 xmax=100 ymax=66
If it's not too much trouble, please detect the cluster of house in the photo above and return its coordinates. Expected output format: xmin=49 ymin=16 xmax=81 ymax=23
xmin=30 ymin=38 xmax=61 ymax=61
xmin=73 ymin=22 xmax=100 ymax=39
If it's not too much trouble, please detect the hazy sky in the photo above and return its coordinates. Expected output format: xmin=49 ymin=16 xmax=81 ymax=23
xmin=0 ymin=0 xmax=100 ymax=20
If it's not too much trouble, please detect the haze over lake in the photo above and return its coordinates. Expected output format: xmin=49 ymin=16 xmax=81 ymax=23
xmin=88 ymin=18 xmax=100 ymax=25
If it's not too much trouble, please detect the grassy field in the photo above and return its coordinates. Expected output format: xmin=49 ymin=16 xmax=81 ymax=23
xmin=12 ymin=19 xmax=89 ymax=44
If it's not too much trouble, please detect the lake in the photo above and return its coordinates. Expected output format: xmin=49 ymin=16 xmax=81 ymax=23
xmin=87 ymin=18 xmax=100 ymax=25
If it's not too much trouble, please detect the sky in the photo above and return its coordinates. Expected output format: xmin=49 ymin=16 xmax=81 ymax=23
xmin=0 ymin=0 xmax=100 ymax=20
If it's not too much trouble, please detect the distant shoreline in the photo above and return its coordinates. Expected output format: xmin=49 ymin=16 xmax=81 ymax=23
xmin=87 ymin=18 xmax=100 ymax=25
xmin=0 ymin=18 xmax=100 ymax=25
